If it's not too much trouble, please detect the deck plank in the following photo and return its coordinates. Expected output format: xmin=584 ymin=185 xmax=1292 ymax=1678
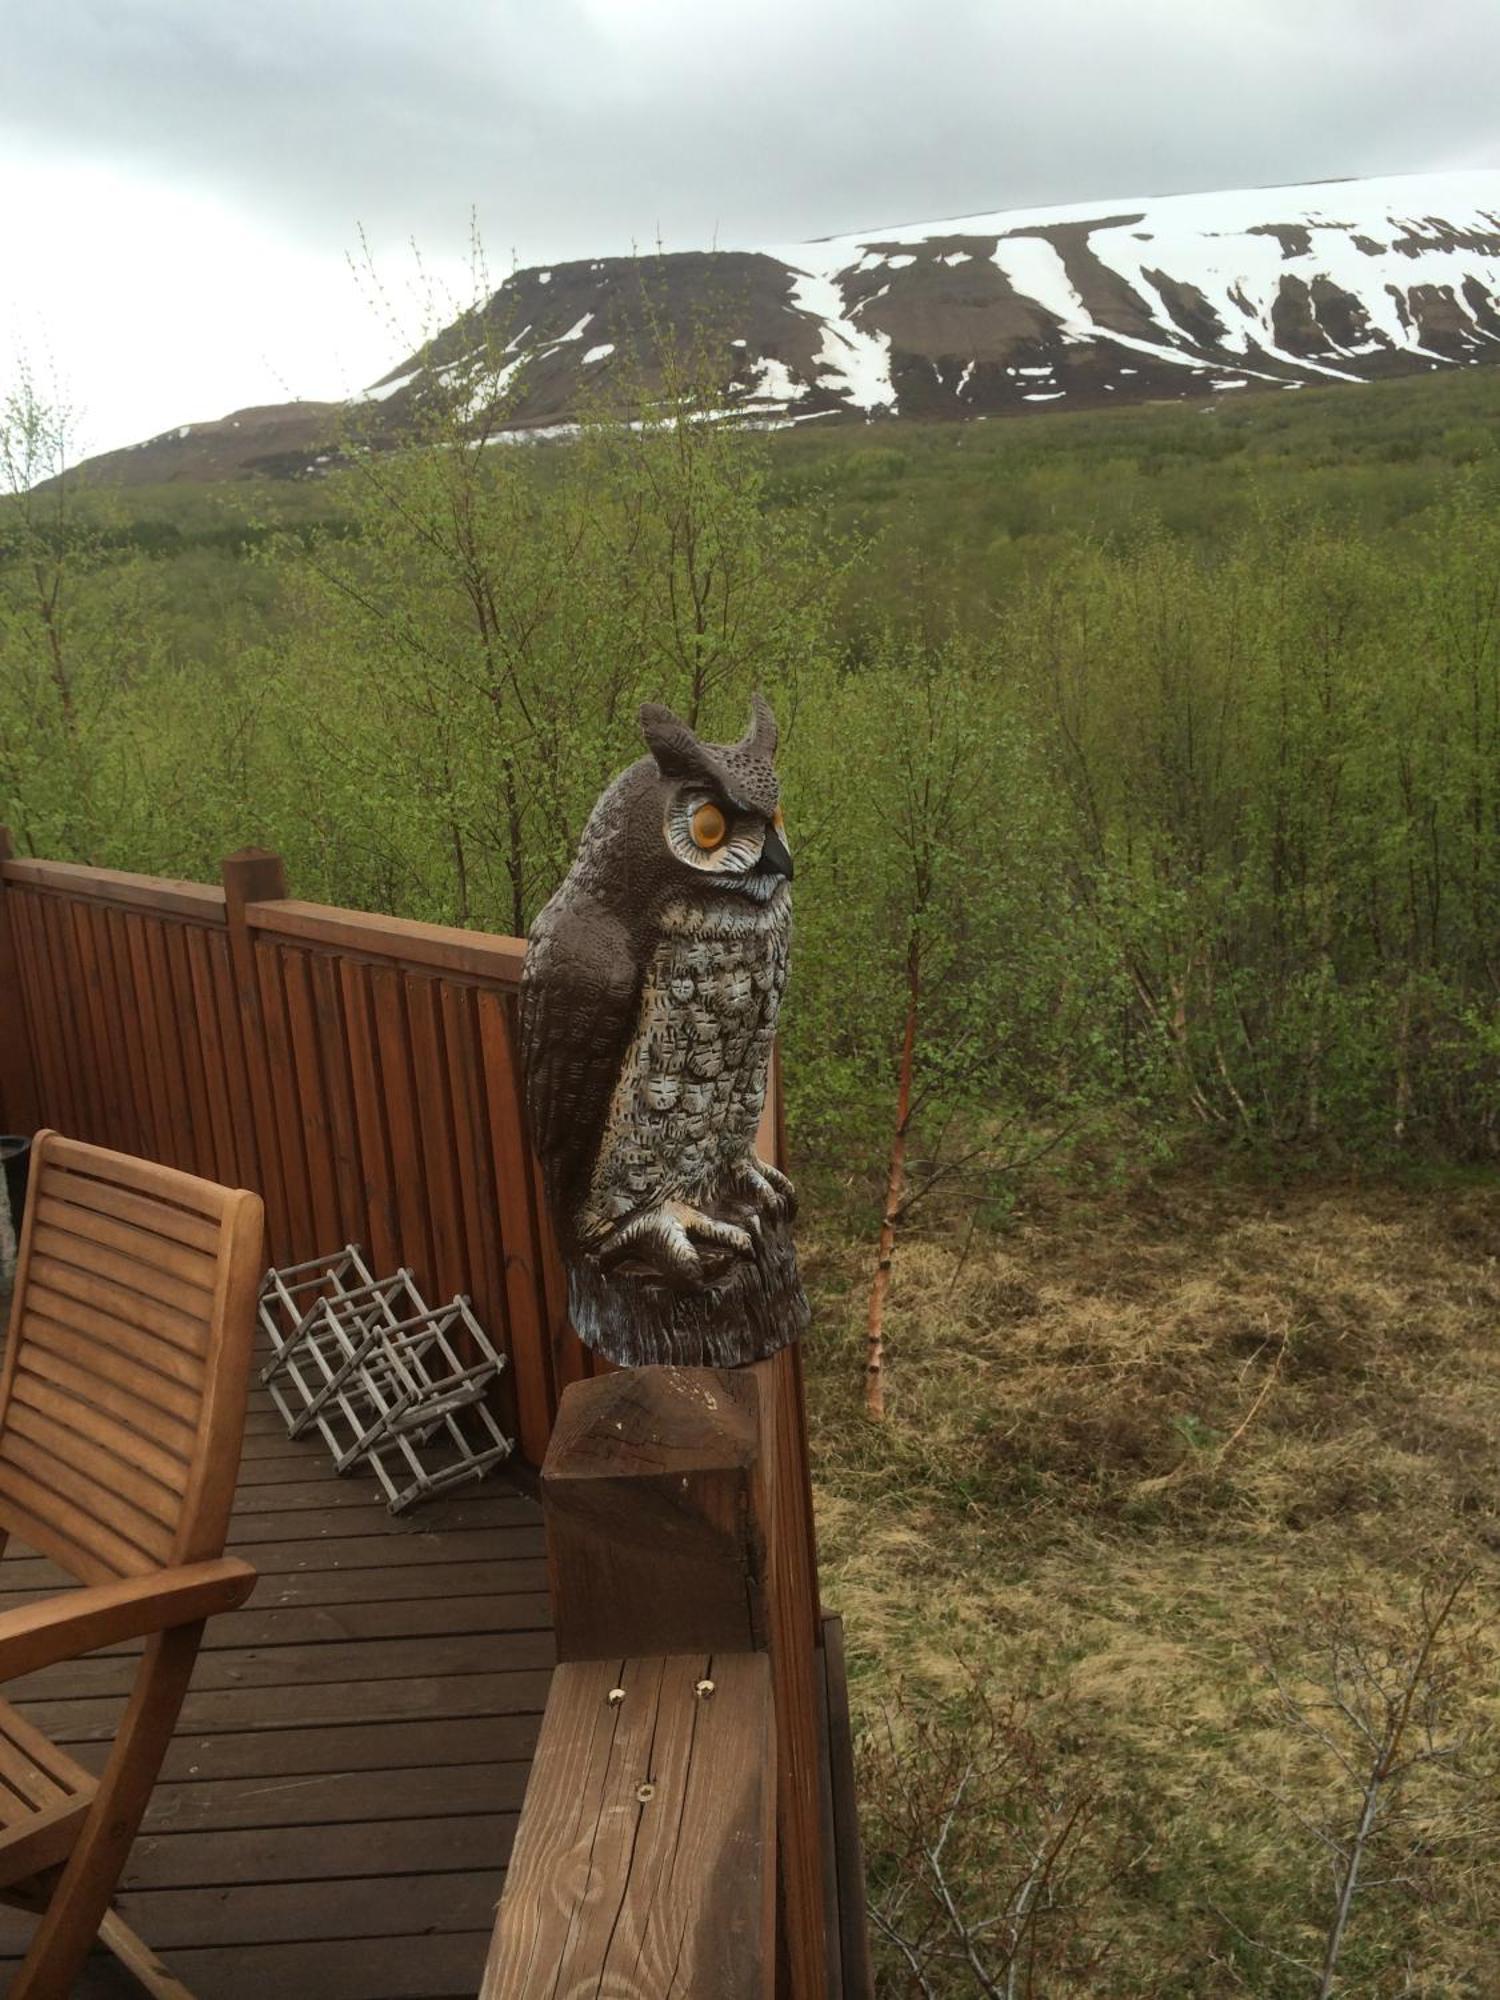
xmin=0 ymin=1394 xmax=546 ymax=1997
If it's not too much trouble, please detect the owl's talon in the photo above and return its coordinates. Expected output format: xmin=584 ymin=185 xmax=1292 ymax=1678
xmin=597 ymin=1201 xmax=755 ymax=1291
xmin=729 ymin=1155 xmax=797 ymax=1221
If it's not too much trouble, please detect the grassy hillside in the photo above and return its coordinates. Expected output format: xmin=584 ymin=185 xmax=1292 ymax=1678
xmin=77 ymin=359 xmax=1500 ymax=595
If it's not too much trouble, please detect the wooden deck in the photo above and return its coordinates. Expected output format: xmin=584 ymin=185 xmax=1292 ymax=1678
xmin=0 ymin=1375 xmax=550 ymax=1999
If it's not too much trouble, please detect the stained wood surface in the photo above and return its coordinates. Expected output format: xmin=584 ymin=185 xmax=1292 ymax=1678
xmin=483 ymin=1653 xmax=774 ymax=1999
xmin=244 ymin=900 xmax=529 ymax=986
xmin=542 ymin=1369 xmax=767 ymax=1662
xmin=0 ymin=830 xmax=39 ymax=1133
xmin=0 ymin=858 xmax=225 ymax=924
xmin=0 ymin=1369 xmax=552 ymax=1998
xmin=820 ymin=1615 xmax=875 ymax=2000
xmin=754 ymin=1347 xmax=827 ymax=2000
xmin=537 ymin=1362 xmax=827 ymax=1998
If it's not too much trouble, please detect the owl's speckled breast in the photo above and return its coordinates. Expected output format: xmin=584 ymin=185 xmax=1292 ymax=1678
xmin=588 ymin=891 xmax=790 ymax=1225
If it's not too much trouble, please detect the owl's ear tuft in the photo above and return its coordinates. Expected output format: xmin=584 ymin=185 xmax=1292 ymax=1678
xmin=742 ymin=691 xmax=778 ymax=759
xmin=639 ymin=702 xmax=705 ymax=778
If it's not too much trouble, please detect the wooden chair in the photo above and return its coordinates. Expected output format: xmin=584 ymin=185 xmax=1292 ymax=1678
xmin=0 ymin=1131 xmax=263 ymax=1996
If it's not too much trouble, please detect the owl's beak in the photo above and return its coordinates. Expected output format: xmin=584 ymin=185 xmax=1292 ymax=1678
xmin=759 ymin=825 xmax=794 ymax=881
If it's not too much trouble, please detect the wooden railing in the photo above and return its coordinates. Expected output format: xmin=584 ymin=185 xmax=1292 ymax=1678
xmin=484 ymin=1359 xmax=836 ymax=1998
xmin=0 ymin=833 xmax=595 ymax=1461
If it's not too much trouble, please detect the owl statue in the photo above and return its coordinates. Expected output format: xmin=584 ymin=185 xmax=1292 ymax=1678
xmin=519 ymin=694 xmax=810 ymax=1369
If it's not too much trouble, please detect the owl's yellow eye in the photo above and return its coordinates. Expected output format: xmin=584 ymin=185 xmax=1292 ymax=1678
xmin=690 ymin=802 xmax=728 ymax=850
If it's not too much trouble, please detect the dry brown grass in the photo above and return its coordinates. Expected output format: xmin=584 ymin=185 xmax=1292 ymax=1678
xmin=803 ymin=1169 xmax=1500 ymax=1995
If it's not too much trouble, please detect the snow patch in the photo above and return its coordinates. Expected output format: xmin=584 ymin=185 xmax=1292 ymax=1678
xmin=742 ymin=355 xmax=806 ymax=405
xmin=777 ymin=259 xmax=895 ymax=413
xmin=990 ymin=236 xmax=1219 ymax=379
xmin=364 ymin=369 xmax=417 ymax=402
xmin=558 ymin=314 xmax=593 ymax=342
xmin=437 ymin=353 xmax=528 ymax=419
xmin=582 ymin=343 xmax=615 ymax=364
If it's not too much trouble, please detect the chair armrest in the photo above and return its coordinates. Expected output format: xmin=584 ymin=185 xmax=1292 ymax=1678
xmin=0 ymin=1558 xmax=257 ymax=1682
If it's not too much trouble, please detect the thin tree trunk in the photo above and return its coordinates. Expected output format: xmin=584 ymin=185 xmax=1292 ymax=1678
xmin=866 ymin=941 xmax=919 ymax=1419
xmin=450 ymin=818 xmax=471 ymax=930
xmin=501 ymin=756 xmax=526 ymax=940
xmin=1317 ymin=1781 xmax=1381 ymax=2000
xmin=1394 ymin=976 xmax=1413 ymax=1142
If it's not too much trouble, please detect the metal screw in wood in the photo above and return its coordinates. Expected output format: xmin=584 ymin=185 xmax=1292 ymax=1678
xmin=635 ymin=1783 xmax=655 ymax=1803
xmin=607 ymin=1687 xmax=626 ymax=1705
xmin=695 ymin=1679 xmax=715 ymax=1698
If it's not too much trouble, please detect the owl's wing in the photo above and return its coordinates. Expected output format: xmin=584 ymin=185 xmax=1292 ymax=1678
xmin=519 ymin=892 xmax=643 ymax=1225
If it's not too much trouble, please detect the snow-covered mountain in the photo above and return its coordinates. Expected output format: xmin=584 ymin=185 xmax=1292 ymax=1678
xmin=364 ymin=169 xmax=1500 ymax=432
xmin=76 ymin=172 xmax=1500 ymax=481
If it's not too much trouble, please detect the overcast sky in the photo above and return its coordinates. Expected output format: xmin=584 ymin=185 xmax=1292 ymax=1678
xmin=5 ymin=0 xmax=1497 ymax=459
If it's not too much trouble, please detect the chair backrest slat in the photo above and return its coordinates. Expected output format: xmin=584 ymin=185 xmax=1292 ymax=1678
xmin=0 ymin=1133 xmax=262 ymax=1586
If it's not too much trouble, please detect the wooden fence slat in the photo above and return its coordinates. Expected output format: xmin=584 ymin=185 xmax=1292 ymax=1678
xmin=440 ymin=982 xmax=514 ymax=1402
xmin=89 ymin=904 xmax=140 ymax=1155
xmin=279 ymin=945 xmax=342 ymax=1257
xmin=96 ymin=908 xmax=150 ymax=1160
xmin=254 ymin=936 xmax=317 ymax=1266
xmin=369 ymin=964 xmax=435 ymax=1289
xmin=162 ymin=920 xmax=218 ymax=1181
xmin=184 ymin=925 xmax=237 ymax=1187
xmin=65 ymin=899 xmax=119 ymax=1149
xmin=207 ymin=927 xmax=262 ymax=1196
xmin=121 ymin=911 xmax=174 ymax=1168
xmin=144 ymin=912 xmax=198 ymax=1171
xmin=220 ymin=849 xmax=291 ymax=1263
xmin=308 ymin=950 xmax=365 ymax=1249
xmin=338 ymin=959 xmax=400 ymax=1278
xmin=7 ymin=895 xmax=61 ymax=1136
xmin=405 ymin=976 xmax=467 ymax=1308
xmin=475 ymin=990 xmax=553 ymax=1464
xmin=0 ymin=830 xmax=40 ymax=1133
xmin=38 ymin=891 xmax=90 ymax=1138
xmin=526 ymin=1025 xmax=580 ymax=1396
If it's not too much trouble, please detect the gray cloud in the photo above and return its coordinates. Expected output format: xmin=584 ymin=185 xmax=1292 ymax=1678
xmin=11 ymin=0 xmax=1500 ymax=272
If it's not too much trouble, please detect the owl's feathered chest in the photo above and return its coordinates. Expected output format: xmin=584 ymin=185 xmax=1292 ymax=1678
xmin=588 ymin=893 xmax=790 ymax=1222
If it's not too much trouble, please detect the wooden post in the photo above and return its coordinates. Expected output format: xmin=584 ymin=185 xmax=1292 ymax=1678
xmin=543 ymin=1365 xmax=828 ymax=1998
xmin=220 ymin=848 xmax=289 ymax=1261
xmin=543 ymin=1368 xmax=768 ymax=1659
xmin=0 ymin=829 xmax=40 ymax=1135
